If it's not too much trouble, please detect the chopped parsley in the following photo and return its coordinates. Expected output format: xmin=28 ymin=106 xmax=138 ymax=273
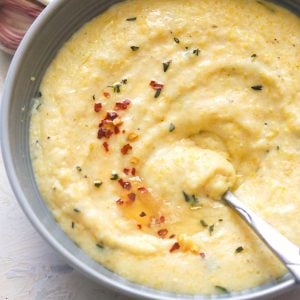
xmin=174 ymin=37 xmax=180 ymax=44
xmin=130 ymin=46 xmax=140 ymax=51
xmin=163 ymin=60 xmax=172 ymax=72
xmin=235 ymin=246 xmax=244 ymax=253
xmin=73 ymin=208 xmax=81 ymax=213
xmin=183 ymin=191 xmax=198 ymax=206
xmin=113 ymin=84 xmax=121 ymax=93
xmin=96 ymin=243 xmax=104 ymax=249
xmin=76 ymin=166 xmax=82 ymax=172
xmin=209 ymin=224 xmax=215 ymax=235
xmin=154 ymin=88 xmax=162 ymax=98
xmin=215 ymin=285 xmax=229 ymax=294
xmin=110 ymin=173 xmax=119 ymax=180
xmin=94 ymin=180 xmax=103 ymax=188
xmin=126 ymin=17 xmax=137 ymax=21
xmin=200 ymin=220 xmax=208 ymax=228
xmin=169 ymin=123 xmax=175 ymax=132
xmin=193 ymin=48 xmax=200 ymax=56
xmin=108 ymin=83 xmax=121 ymax=93
xmin=251 ymin=85 xmax=263 ymax=91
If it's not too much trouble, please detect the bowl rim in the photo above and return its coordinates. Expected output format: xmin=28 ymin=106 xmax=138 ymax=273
xmin=0 ymin=0 xmax=297 ymax=299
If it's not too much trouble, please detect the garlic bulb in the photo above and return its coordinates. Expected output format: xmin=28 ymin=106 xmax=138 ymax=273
xmin=0 ymin=0 xmax=47 ymax=54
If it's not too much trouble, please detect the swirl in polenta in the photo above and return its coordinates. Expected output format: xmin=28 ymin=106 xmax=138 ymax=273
xmin=30 ymin=0 xmax=300 ymax=295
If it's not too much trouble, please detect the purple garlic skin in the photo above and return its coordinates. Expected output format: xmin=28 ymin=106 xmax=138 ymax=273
xmin=0 ymin=0 xmax=45 ymax=54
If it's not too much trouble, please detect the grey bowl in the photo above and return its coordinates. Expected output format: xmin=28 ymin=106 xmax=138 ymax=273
xmin=1 ymin=0 xmax=300 ymax=299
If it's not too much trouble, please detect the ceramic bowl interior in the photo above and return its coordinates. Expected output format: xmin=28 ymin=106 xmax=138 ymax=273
xmin=1 ymin=0 xmax=300 ymax=299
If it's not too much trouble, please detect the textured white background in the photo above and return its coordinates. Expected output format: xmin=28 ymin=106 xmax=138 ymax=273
xmin=0 ymin=51 xmax=300 ymax=300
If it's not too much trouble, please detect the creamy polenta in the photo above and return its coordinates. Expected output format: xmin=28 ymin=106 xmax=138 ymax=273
xmin=30 ymin=0 xmax=300 ymax=295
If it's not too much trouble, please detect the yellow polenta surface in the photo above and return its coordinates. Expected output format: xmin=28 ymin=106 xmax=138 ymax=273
xmin=30 ymin=0 xmax=300 ymax=295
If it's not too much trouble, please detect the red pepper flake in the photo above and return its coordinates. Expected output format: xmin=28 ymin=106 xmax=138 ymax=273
xmin=169 ymin=242 xmax=180 ymax=253
xmin=103 ymin=92 xmax=111 ymax=98
xmin=131 ymin=168 xmax=136 ymax=176
xmin=94 ymin=103 xmax=102 ymax=112
xmin=115 ymin=99 xmax=131 ymax=111
xmin=150 ymin=80 xmax=164 ymax=90
xmin=123 ymin=168 xmax=130 ymax=175
xmin=103 ymin=142 xmax=109 ymax=152
xmin=158 ymin=215 xmax=165 ymax=224
xmin=157 ymin=229 xmax=168 ymax=238
xmin=106 ymin=112 xmax=118 ymax=121
xmin=98 ymin=119 xmax=109 ymax=127
xmin=98 ymin=128 xmax=113 ymax=139
xmin=121 ymin=144 xmax=133 ymax=155
xmin=116 ymin=199 xmax=124 ymax=205
xmin=137 ymin=224 xmax=142 ymax=229
xmin=139 ymin=211 xmax=146 ymax=217
xmin=114 ymin=126 xmax=120 ymax=134
xmin=138 ymin=187 xmax=148 ymax=193
xmin=128 ymin=193 xmax=136 ymax=202
xmin=169 ymin=234 xmax=176 ymax=239
xmin=118 ymin=179 xmax=132 ymax=190
xmin=200 ymin=252 xmax=206 ymax=259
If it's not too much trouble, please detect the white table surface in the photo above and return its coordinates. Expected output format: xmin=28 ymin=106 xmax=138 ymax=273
xmin=0 ymin=50 xmax=300 ymax=300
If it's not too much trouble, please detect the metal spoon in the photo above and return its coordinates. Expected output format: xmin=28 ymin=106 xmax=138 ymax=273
xmin=223 ymin=191 xmax=300 ymax=283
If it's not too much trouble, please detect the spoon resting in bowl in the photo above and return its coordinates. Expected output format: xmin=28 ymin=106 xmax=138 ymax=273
xmin=223 ymin=191 xmax=300 ymax=283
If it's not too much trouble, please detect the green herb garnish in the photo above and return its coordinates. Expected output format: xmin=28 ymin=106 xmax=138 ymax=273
xmin=94 ymin=180 xmax=103 ymax=188
xmin=73 ymin=208 xmax=81 ymax=213
xmin=193 ymin=48 xmax=200 ymax=56
xmin=108 ymin=83 xmax=121 ymax=93
xmin=154 ymin=88 xmax=162 ymax=98
xmin=71 ymin=221 xmax=75 ymax=228
xmin=76 ymin=166 xmax=82 ymax=172
xmin=121 ymin=78 xmax=128 ymax=84
xmin=235 ymin=246 xmax=244 ymax=253
xmin=251 ymin=85 xmax=263 ymax=91
xmin=183 ymin=191 xmax=198 ymax=206
xmin=174 ymin=37 xmax=180 ymax=44
xmin=131 ymin=46 xmax=140 ymax=51
xmin=169 ymin=123 xmax=175 ymax=132
xmin=96 ymin=243 xmax=104 ymax=249
xmin=200 ymin=220 xmax=208 ymax=228
xmin=215 ymin=285 xmax=229 ymax=294
xmin=114 ymin=84 xmax=121 ymax=93
xmin=126 ymin=17 xmax=137 ymax=21
xmin=110 ymin=173 xmax=119 ymax=180
xmin=163 ymin=60 xmax=172 ymax=72
xmin=209 ymin=224 xmax=215 ymax=235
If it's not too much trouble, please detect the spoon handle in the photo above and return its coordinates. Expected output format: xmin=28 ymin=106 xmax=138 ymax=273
xmin=223 ymin=191 xmax=300 ymax=283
